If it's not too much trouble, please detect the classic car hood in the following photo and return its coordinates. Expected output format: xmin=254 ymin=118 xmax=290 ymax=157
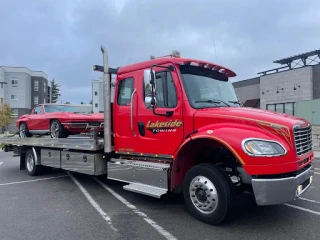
xmin=60 ymin=112 xmax=104 ymax=121
xmin=194 ymin=107 xmax=308 ymax=129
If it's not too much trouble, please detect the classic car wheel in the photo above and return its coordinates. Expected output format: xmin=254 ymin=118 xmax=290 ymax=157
xmin=19 ymin=122 xmax=32 ymax=138
xmin=50 ymin=120 xmax=68 ymax=138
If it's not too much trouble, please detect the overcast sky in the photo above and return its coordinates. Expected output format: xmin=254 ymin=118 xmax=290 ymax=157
xmin=0 ymin=0 xmax=319 ymax=104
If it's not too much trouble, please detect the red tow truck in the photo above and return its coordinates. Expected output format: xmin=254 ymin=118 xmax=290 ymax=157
xmin=1 ymin=45 xmax=315 ymax=224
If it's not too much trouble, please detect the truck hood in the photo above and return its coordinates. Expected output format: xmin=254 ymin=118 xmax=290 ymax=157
xmin=194 ymin=107 xmax=308 ymax=129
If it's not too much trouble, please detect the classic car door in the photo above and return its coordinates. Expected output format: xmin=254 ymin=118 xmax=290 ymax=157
xmin=27 ymin=105 xmax=46 ymax=131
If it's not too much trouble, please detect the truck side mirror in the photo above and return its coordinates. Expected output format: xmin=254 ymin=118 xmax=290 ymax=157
xmin=144 ymin=69 xmax=156 ymax=108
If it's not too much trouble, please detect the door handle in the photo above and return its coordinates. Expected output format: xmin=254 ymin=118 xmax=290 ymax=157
xmin=130 ymin=88 xmax=137 ymax=137
xmin=138 ymin=122 xmax=145 ymax=136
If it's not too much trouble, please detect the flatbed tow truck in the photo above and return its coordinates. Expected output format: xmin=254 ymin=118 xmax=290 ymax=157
xmin=0 ymin=45 xmax=315 ymax=225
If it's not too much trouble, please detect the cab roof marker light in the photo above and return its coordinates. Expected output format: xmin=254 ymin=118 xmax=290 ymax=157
xmin=172 ymin=50 xmax=180 ymax=58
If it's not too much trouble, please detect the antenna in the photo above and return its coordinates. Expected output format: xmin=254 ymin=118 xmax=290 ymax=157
xmin=212 ymin=36 xmax=218 ymax=62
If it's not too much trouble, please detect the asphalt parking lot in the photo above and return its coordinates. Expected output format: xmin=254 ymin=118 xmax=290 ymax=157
xmin=1 ymin=151 xmax=320 ymax=240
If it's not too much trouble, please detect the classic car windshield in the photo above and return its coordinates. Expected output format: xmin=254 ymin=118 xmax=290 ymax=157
xmin=44 ymin=105 xmax=77 ymax=113
xmin=179 ymin=65 xmax=240 ymax=108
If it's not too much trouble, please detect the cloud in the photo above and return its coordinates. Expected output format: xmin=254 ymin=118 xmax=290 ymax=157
xmin=0 ymin=0 xmax=319 ymax=103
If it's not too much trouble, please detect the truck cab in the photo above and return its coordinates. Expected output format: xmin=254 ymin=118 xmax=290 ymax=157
xmin=105 ymin=51 xmax=314 ymax=224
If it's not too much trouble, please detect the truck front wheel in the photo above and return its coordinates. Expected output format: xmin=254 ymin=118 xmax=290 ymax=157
xmin=183 ymin=163 xmax=234 ymax=225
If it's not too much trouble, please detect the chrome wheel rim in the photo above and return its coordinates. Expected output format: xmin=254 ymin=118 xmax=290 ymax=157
xmin=189 ymin=176 xmax=219 ymax=214
xmin=51 ymin=122 xmax=59 ymax=138
xmin=20 ymin=124 xmax=26 ymax=138
xmin=26 ymin=154 xmax=34 ymax=172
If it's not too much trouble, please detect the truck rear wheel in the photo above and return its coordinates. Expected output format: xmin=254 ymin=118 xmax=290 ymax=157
xmin=25 ymin=149 xmax=42 ymax=176
xmin=183 ymin=163 xmax=234 ymax=225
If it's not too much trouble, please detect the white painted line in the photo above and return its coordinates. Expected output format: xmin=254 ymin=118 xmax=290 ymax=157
xmin=284 ymin=203 xmax=320 ymax=216
xmin=299 ymin=197 xmax=320 ymax=205
xmin=315 ymin=172 xmax=320 ymax=175
xmin=0 ymin=162 xmax=3 ymax=166
xmin=315 ymin=168 xmax=320 ymax=171
xmin=93 ymin=177 xmax=177 ymax=240
xmin=67 ymin=172 xmax=117 ymax=232
xmin=0 ymin=175 xmax=68 ymax=186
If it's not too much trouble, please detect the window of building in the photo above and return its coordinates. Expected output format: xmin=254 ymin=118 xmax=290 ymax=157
xmin=266 ymin=102 xmax=295 ymax=115
xmin=95 ymin=91 xmax=98 ymax=96
xmin=11 ymin=95 xmax=18 ymax=101
xmin=95 ymin=103 xmax=98 ymax=107
xmin=44 ymin=82 xmax=46 ymax=92
xmin=117 ymin=77 xmax=134 ymax=106
xmin=0 ymin=98 xmax=3 ymax=103
xmin=12 ymin=109 xmax=18 ymax=117
xmin=34 ymin=96 xmax=38 ymax=104
xmin=143 ymin=71 xmax=177 ymax=108
xmin=11 ymin=78 xmax=18 ymax=87
xmin=44 ymin=98 xmax=46 ymax=104
xmin=34 ymin=81 xmax=39 ymax=91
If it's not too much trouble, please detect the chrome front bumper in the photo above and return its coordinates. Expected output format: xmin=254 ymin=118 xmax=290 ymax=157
xmin=252 ymin=165 xmax=314 ymax=206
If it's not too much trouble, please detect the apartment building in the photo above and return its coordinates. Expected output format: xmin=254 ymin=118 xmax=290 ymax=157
xmin=0 ymin=66 xmax=52 ymax=132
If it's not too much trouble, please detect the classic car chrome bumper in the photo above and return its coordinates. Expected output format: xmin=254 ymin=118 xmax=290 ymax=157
xmin=252 ymin=165 xmax=314 ymax=206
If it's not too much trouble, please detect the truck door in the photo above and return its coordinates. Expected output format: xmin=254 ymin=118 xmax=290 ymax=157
xmin=134 ymin=67 xmax=184 ymax=156
xmin=113 ymin=73 xmax=139 ymax=153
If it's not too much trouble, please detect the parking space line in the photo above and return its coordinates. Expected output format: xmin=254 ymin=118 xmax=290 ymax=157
xmin=315 ymin=172 xmax=320 ymax=175
xmin=67 ymin=172 xmax=118 ymax=232
xmin=0 ymin=175 xmax=68 ymax=186
xmin=284 ymin=203 xmax=320 ymax=216
xmin=299 ymin=197 xmax=320 ymax=205
xmin=93 ymin=177 xmax=177 ymax=240
xmin=315 ymin=168 xmax=320 ymax=170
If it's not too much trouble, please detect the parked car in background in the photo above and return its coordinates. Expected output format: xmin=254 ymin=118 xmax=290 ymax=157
xmin=16 ymin=104 xmax=104 ymax=138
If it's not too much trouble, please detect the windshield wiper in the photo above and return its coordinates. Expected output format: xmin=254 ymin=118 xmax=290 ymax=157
xmin=195 ymin=99 xmax=230 ymax=107
xmin=228 ymin=100 xmax=242 ymax=106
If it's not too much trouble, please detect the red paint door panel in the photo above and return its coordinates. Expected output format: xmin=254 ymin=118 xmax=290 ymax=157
xmin=134 ymin=67 xmax=184 ymax=156
xmin=113 ymin=74 xmax=139 ymax=152
xmin=28 ymin=105 xmax=46 ymax=130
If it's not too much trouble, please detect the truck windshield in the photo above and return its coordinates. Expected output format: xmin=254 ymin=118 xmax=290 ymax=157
xmin=179 ymin=65 xmax=240 ymax=108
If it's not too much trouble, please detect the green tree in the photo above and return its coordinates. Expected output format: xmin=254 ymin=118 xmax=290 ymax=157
xmin=65 ymin=101 xmax=70 ymax=104
xmin=89 ymin=100 xmax=93 ymax=104
xmin=0 ymin=103 xmax=14 ymax=130
xmin=80 ymin=101 xmax=84 ymax=104
xmin=51 ymin=78 xmax=61 ymax=103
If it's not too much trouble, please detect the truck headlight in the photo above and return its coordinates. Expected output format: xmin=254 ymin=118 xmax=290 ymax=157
xmin=242 ymin=139 xmax=286 ymax=156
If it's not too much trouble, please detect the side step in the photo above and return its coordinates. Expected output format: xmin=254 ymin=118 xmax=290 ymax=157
xmin=107 ymin=158 xmax=171 ymax=198
xmin=123 ymin=183 xmax=167 ymax=198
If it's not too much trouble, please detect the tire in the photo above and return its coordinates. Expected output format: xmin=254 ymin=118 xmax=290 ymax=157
xmin=50 ymin=120 xmax=68 ymax=138
xmin=183 ymin=163 xmax=234 ymax=225
xmin=19 ymin=122 xmax=32 ymax=138
xmin=25 ymin=149 xmax=42 ymax=176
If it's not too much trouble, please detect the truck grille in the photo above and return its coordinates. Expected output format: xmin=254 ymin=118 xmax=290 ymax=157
xmin=293 ymin=124 xmax=313 ymax=156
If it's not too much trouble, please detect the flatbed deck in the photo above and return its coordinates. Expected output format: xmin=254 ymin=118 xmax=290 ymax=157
xmin=0 ymin=136 xmax=105 ymax=151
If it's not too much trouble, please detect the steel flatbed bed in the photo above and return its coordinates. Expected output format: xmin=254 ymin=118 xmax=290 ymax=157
xmin=0 ymin=136 xmax=105 ymax=151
